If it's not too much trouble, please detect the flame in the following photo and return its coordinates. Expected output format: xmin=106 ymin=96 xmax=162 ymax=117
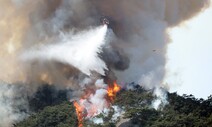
xmin=73 ymin=81 xmax=121 ymax=126
xmin=107 ymin=81 xmax=121 ymax=101
xmin=73 ymin=101 xmax=84 ymax=127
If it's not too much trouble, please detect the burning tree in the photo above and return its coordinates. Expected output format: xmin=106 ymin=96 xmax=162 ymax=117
xmin=73 ymin=81 xmax=121 ymax=127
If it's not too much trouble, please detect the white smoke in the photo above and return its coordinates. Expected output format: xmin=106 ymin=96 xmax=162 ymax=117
xmin=0 ymin=82 xmax=28 ymax=127
xmin=90 ymin=105 xmax=124 ymax=125
xmin=91 ymin=117 xmax=104 ymax=125
xmin=111 ymin=105 xmax=125 ymax=122
xmin=21 ymin=25 xmax=108 ymax=76
xmin=73 ymin=79 xmax=109 ymax=118
xmin=151 ymin=87 xmax=168 ymax=110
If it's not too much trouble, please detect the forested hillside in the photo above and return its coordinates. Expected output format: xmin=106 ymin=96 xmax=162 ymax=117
xmin=16 ymin=86 xmax=212 ymax=127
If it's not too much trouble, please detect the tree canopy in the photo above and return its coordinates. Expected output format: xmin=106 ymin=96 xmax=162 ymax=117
xmin=16 ymin=86 xmax=212 ymax=127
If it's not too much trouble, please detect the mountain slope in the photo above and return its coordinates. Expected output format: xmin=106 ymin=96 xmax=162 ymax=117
xmin=16 ymin=87 xmax=212 ymax=127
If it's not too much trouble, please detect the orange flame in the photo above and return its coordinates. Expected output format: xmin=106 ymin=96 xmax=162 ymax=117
xmin=73 ymin=101 xmax=84 ymax=127
xmin=73 ymin=81 xmax=121 ymax=126
xmin=107 ymin=81 xmax=121 ymax=101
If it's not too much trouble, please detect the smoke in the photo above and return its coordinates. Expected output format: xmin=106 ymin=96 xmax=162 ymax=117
xmin=0 ymin=0 xmax=210 ymax=126
xmin=22 ymin=25 xmax=108 ymax=76
xmin=90 ymin=105 xmax=124 ymax=125
xmin=151 ymin=87 xmax=168 ymax=110
xmin=0 ymin=0 xmax=209 ymax=86
xmin=0 ymin=82 xmax=28 ymax=127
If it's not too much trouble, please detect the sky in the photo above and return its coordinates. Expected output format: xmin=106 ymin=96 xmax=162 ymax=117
xmin=165 ymin=2 xmax=212 ymax=99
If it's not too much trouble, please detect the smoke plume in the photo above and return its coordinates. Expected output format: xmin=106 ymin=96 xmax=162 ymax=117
xmin=0 ymin=82 xmax=28 ymax=127
xmin=0 ymin=0 xmax=210 ymax=126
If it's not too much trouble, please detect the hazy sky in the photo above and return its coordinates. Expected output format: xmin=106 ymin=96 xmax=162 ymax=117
xmin=165 ymin=2 xmax=212 ymax=99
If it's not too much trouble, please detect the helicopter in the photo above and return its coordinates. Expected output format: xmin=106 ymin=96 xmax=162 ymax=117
xmin=100 ymin=17 xmax=110 ymax=25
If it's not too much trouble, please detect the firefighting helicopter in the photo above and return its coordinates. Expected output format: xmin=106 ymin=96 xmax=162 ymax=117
xmin=100 ymin=16 xmax=110 ymax=25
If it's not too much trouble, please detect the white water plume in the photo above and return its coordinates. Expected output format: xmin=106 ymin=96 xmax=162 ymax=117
xmin=22 ymin=25 xmax=108 ymax=76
